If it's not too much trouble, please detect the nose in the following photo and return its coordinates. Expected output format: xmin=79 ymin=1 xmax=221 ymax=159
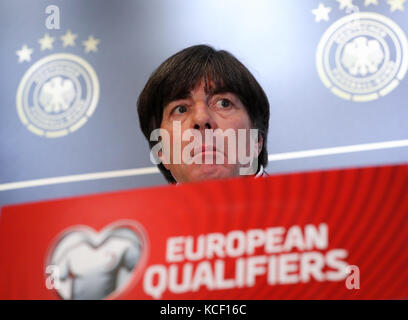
xmin=193 ymin=122 xmax=211 ymax=130
xmin=191 ymin=102 xmax=216 ymax=131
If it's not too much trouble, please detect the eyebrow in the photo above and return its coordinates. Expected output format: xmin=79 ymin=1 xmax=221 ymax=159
xmin=164 ymin=87 xmax=235 ymax=110
xmin=172 ymin=92 xmax=192 ymax=101
xmin=163 ymin=92 xmax=191 ymax=109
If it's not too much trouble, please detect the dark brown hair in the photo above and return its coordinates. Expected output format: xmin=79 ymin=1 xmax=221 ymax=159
xmin=137 ymin=44 xmax=270 ymax=183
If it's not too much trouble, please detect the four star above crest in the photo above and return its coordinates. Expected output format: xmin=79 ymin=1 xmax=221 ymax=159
xmin=387 ymin=0 xmax=406 ymax=11
xmin=16 ymin=31 xmax=100 ymax=62
xmin=311 ymin=0 xmax=404 ymax=23
xmin=61 ymin=30 xmax=78 ymax=47
xmin=82 ymin=35 xmax=100 ymax=53
xmin=312 ymin=3 xmax=332 ymax=22
xmin=38 ymin=33 xmax=55 ymax=51
xmin=16 ymin=45 xmax=33 ymax=63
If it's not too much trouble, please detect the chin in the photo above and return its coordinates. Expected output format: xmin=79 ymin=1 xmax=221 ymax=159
xmin=189 ymin=164 xmax=235 ymax=182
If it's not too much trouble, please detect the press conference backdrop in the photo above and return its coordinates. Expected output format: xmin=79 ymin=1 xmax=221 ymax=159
xmin=1 ymin=0 xmax=407 ymax=207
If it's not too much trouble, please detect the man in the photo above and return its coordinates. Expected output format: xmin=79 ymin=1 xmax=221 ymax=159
xmin=137 ymin=45 xmax=270 ymax=184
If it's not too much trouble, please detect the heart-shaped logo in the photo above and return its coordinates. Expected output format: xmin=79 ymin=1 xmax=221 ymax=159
xmin=45 ymin=220 xmax=148 ymax=300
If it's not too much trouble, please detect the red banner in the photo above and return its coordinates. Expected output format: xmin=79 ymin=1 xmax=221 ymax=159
xmin=0 ymin=164 xmax=407 ymax=300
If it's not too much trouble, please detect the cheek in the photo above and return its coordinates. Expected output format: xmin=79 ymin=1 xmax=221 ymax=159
xmin=227 ymin=115 xmax=256 ymax=152
xmin=158 ymin=125 xmax=173 ymax=160
xmin=217 ymin=113 xmax=252 ymax=131
xmin=160 ymin=124 xmax=193 ymax=161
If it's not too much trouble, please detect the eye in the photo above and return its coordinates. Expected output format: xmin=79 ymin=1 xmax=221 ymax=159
xmin=173 ymin=105 xmax=187 ymax=115
xmin=215 ymin=98 xmax=232 ymax=109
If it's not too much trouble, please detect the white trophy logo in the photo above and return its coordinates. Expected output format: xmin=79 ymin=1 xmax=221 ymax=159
xmin=314 ymin=2 xmax=408 ymax=102
xmin=15 ymin=31 xmax=100 ymax=137
xmin=45 ymin=220 xmax=149 ymax=300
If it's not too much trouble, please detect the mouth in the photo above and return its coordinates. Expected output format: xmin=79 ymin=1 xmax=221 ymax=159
xmin=192 ymin=145 xmax=225 ymax=164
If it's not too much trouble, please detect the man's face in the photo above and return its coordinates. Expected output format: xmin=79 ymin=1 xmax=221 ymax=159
xmin=159 ymin=79 xmax=262 ymax=183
